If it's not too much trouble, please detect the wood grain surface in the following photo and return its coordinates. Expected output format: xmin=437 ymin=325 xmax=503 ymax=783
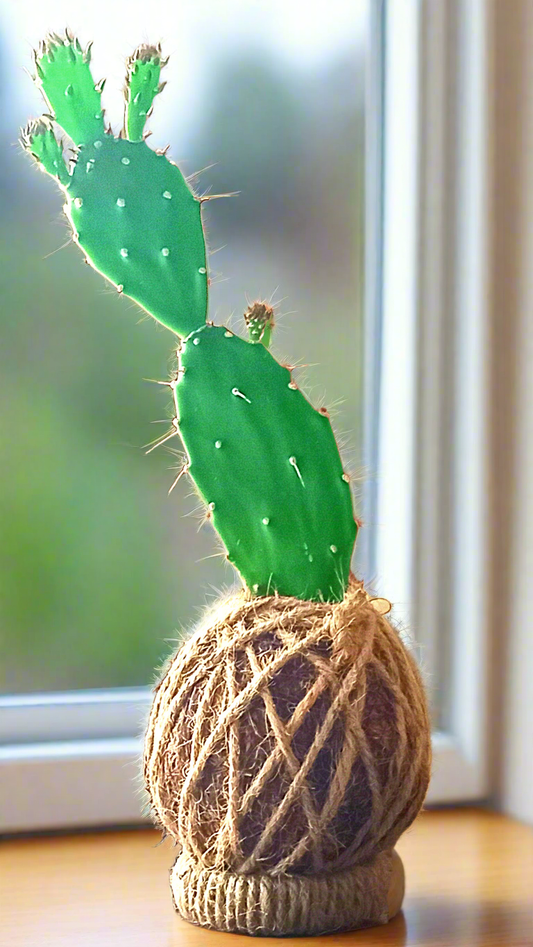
xmin=0 ymin=808 xmax=531 ymax=946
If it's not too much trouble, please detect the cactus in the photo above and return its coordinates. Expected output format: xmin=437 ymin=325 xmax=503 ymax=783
xmin=22 ymin=32 xmax=358 ymax=602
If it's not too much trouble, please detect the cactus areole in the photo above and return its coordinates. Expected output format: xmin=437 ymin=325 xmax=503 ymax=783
xmin=22 ymin=31 xmax=358 ymax=602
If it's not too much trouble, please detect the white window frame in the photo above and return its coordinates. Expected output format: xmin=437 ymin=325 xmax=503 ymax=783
xmin=0 ymin=0 xmax=491 ymax=832
xmin=371 ymin=0 xmax=490 ymax=803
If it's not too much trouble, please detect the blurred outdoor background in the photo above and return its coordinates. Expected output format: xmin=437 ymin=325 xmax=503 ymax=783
xmin=0 ymin=2 xmax=368 ymax=692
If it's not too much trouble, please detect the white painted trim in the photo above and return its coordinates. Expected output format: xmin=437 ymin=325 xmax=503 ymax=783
xmin=0 ymin=731 xmax=469 ymax=834
xmin=375 ymin=0 xmax=490 ymax=799
xmin=0 ymin=689 xmax=150 ymax=744
xmin=356 ymin=0 xmax=385 ymax=583
xmin=446 ymin=0 xmax=490 ymax=795
xmin=428 ymin=732 xmax=486 ymax=805
xmin=488 ymin=0 xmax=533 ymax=826
xmin=0 ymin=739 xmax=147 ymax=833
xmin=373 ymin=0 xmax=419 ymax=629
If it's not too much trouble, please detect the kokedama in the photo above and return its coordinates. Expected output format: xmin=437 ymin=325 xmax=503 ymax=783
xmin=22 ymin=32 xmax=431 ymax=937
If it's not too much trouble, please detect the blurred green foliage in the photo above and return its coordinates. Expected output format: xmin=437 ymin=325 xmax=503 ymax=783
xmin=0 ymin=45 xmax=364 ymax=692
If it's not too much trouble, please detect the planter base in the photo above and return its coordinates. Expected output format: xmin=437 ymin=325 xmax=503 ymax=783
xmin=171 ymin=848 xmax=405 ymax=937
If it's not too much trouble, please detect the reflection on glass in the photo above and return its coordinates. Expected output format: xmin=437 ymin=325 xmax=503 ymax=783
xmin=0 ymin=2 xmax=368 ymax=691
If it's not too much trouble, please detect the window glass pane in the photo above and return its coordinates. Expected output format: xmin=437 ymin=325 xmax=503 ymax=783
xmin=1 ymin=1 xmax=368 ymax=692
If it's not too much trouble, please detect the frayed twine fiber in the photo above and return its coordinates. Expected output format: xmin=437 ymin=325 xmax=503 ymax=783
xmin=144 ymin=577 xmax=431 ymax=936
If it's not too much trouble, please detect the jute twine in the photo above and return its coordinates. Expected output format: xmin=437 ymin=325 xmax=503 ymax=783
xmin=144 ymin=578 xmax=431 ymax=936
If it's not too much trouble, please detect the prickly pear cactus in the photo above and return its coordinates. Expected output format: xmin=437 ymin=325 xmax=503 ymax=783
xmin=22 ymin=31 xmax=357 ymax=602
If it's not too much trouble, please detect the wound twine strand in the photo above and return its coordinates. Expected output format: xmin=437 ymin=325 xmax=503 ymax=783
xmin=171 ymin=848 xmax=405 ymax=935
xmin=144 ymin=578 xmax=431 ymax=936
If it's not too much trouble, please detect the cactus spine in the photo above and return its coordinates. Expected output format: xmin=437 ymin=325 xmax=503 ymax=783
xmin=22 ymin=32 xmax=358 ymax=602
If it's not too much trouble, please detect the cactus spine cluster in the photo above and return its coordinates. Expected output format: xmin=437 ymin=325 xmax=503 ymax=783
xmin=22 ymin=31 xmax=358 ymax=602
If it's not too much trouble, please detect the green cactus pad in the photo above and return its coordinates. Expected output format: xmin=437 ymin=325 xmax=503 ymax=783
xmin=175 ymin=325 xmax=357 ymax=601
xmin=65 ymin=136 xmax=207 ymax=336
xmin=20 ymin=116 xmax=69 ymax=186
xmin=23 ymin=32 xmax=208 ymax=338
xmin=34 ymin=32 xmax=105 ymax=146
xmin=124 ymin=44 xmax=166 ymax=142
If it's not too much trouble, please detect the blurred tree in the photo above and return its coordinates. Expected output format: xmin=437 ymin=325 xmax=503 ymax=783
xmin=187 ymin=51 xmax=364 ymax=278
xmin=187 ymin=52 xmax=302 ymax=235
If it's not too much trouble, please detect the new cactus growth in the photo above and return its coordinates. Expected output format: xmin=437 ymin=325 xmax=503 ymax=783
xmin=244 ymin=300 xmax=275 ymax=347
xmin=124 ymin=44 xmax=167 ymax=143
xmin=22 ymin=32 xmax=357 ymax=602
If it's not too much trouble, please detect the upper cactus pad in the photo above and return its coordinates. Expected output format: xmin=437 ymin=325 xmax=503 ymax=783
xmin=32 ymin=32 xmax=105 ymax=146
xmin=124 ymin=44 xmax=167 ymax=143
xmin=22 ymin=31 xmax=207 ymax=338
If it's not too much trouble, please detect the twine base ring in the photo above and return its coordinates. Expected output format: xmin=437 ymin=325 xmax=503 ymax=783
xmin=171 ymin=848 xmax=405 ymax=937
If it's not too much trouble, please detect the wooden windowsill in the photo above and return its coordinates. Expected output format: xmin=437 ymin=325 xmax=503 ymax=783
xmin=0 ymin=807 xmax=531 ymax=946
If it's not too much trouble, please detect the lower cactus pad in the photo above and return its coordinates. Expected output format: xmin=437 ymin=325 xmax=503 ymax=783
xmin=175 ymin=324 xmax=357 ymax=601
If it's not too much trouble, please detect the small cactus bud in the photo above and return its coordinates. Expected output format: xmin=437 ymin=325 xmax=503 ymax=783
xmin=244 ymin=301 xmax=275 ymax=347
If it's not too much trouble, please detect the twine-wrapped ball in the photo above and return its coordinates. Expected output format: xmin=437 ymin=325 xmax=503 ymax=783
xmin=144 ymin=578 xmax=431 ymax=936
